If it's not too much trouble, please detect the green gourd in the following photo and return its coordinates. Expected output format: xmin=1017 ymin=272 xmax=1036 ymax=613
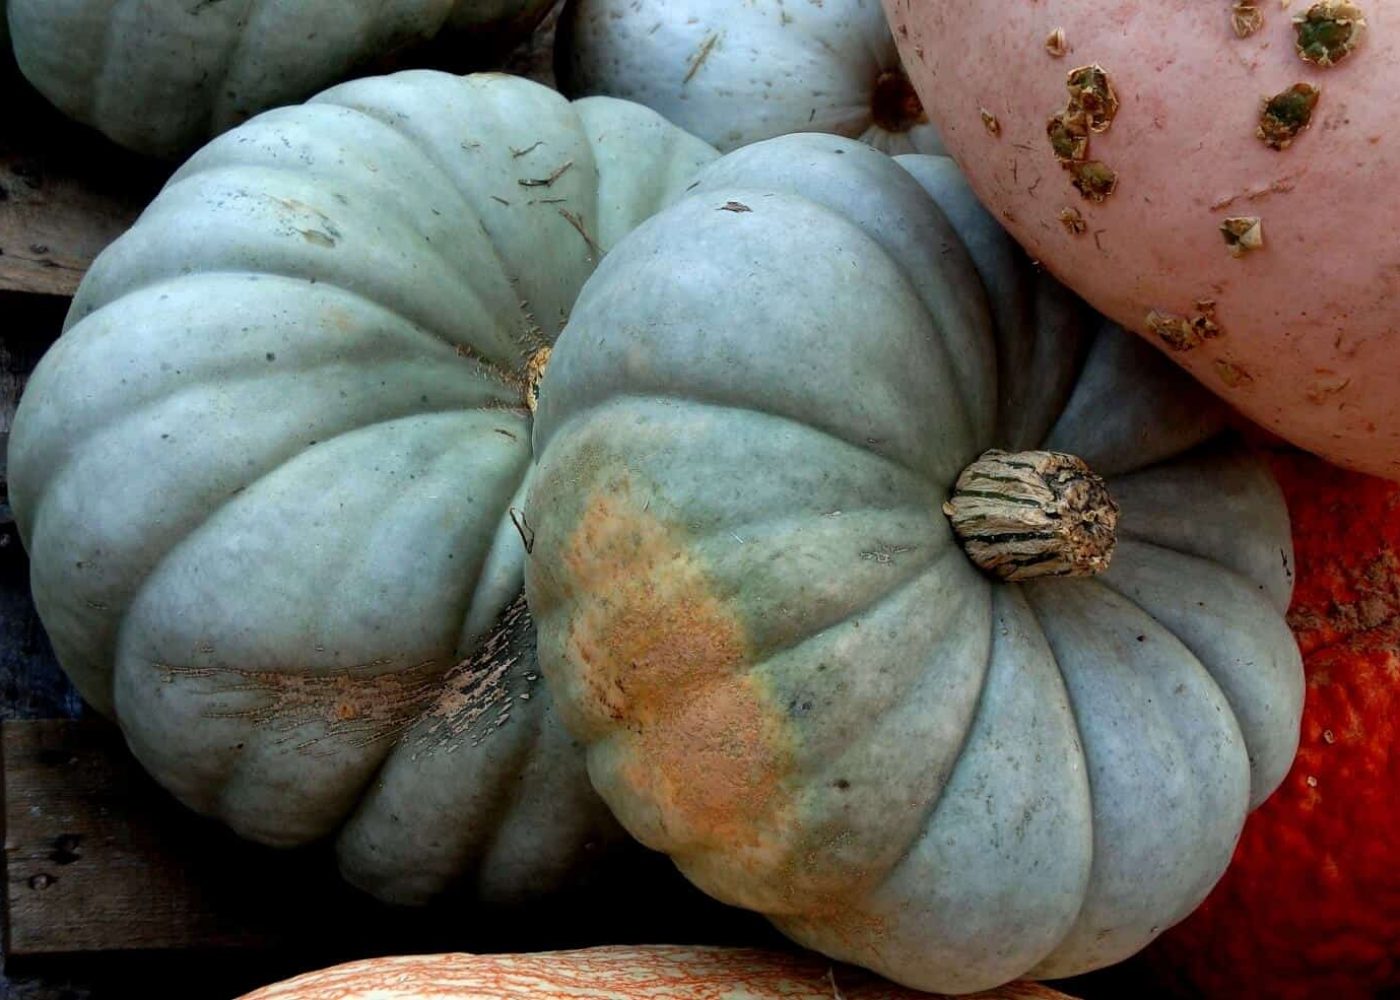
xmin=8 ymin=72 xmax=717 ymax=904
xmin=523 ymin=135 xmax=1305 ymax=993
xmin=557 ymin=0 xmax=939 ymax=154
xmin=6 ymin=1 xmax=554 ymax=156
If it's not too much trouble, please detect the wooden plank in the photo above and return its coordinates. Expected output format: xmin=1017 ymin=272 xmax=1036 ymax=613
xmin=0 ymin=718 xmax=777 ymax=963
xmin=0 ymin=75 xmax=166 ymax=297
xmin=0 ymin=154 xmax=152 ymax=298
xmin=2 ymin=719 xmax=289 ymax=954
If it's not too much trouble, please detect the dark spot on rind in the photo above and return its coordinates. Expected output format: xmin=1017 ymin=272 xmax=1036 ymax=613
xmin=1258 ymin=83 xmax=1321 ymax=149
xmin=870 ymin=68 xmax=927 ymax=133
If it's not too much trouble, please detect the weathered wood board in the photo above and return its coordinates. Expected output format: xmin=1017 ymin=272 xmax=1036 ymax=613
xmin=0 ymin=74 xmax=166 ymax=298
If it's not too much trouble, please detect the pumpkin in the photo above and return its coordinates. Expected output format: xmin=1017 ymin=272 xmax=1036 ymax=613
xmin=237 ymin=946 xmax=1077 ymax=1000
xmin=556 ymin=0 xmax=941 ymax=154
xmin=883 ymin=1 xmax=1400 ymax=480
xmin=6 ymin=0 xmax=555 ymax=157
xmin=7 ymin=71 xmax=719 ymax=905
xmin=522 ymin=135 xmax=1305 ymax=993
xmin=1149 ymin=450 xmax=1400 ymax=999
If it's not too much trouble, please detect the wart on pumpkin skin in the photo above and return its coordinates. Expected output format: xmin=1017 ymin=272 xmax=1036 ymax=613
xmin=1146 ymin=303 xmax=1223 ymax=352
xmin=1294 ymin=1 xmax=1367 ymax=66
xmin=1258 ymin=83 xmax=1321 ymax=150
xmin=1232 ymin=2 xmax=1265 ymax=39
xmin=1222 ymin=217 xmax=1265 ymax=257
xmin=1046 ymin=64 xmax=1120 ymax=203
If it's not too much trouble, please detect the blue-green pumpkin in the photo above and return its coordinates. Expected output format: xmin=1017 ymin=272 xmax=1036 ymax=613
xmin=524 ymin=135 xmax=1305 ymax=992
xmin=7 ymin=0 xmax=555 ymax=156
xmin=8 ymin=72 xmax=717 ymax=905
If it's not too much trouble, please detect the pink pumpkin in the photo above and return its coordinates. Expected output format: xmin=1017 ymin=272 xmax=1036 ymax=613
xmin=885 ymin=0 xmax=1400 ymax=479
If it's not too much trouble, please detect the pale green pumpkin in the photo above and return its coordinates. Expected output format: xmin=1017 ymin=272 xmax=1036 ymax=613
xmin=8 ymin=72 xmax=717 ymax=904
xmin=557 ymin=0 xmax=941 ymax=155
xmin=7 ymin=0 xmax=554 ymax=156
xmin=524 ymin=135 xmax=1305 ymax=993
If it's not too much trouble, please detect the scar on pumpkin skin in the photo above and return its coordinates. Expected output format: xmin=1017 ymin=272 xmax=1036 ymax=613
xmin=1215 ymin=358 xmax=1256 ymax=388
xmin=414 ymin=594 xmax=539 ymax=753
xmin=153 ymin=657 xmax=444 ymax=753
xmin=558 ymin=477 xmax=798 ymax=873
xmin=1059 ymin=207 xmax=1088 ymax=235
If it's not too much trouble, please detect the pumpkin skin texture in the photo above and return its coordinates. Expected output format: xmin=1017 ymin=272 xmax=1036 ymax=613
xmin=6 ymin=0 xmax=555 ymax=157
xmin=237 ymin=947 xmax=1078 ymax=1000
xmin=556 ymin=0 xmax=942 ymax=154
xmin=7 ymin=72 xmax=719 ymax=905
xmin=523 ymin=135 xmax=1305 ymax=993
xmin=1149 ymin=451 xmax=1400 ymax=999
xmin=883 ymin=1 xmax=1400 ymax=480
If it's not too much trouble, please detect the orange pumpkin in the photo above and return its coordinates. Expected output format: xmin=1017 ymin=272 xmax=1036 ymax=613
xmin=1150 ymin=449 xmax=1400 ymax=997
xmin=884 ymin=0 xmax=1400 ymax=480
xmin=237 ymin=947 xmax=1077 ymax=999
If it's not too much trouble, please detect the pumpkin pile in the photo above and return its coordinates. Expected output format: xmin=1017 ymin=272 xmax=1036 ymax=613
xmin=3 ymin=0 xmax=1395 ymax=996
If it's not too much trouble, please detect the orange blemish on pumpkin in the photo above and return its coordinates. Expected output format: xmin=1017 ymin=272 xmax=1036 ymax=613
xmin=556 ymin=477 xmax=798 ymax=882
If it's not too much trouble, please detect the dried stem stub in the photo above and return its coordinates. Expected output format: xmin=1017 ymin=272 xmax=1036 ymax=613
xmin=942 ymin=449 xmax=1119 ymax=582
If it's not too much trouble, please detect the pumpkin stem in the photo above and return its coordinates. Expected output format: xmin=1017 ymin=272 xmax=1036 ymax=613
xmin=942 ymin=449 xmax=1119 ymax=582
xmin=524 ymin=346 xmax=552 ymax=414
xmin=870 ymin=68 xmax=927 ymax=134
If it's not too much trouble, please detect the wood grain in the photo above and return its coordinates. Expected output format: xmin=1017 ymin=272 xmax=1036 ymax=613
xmin=0 ymin=720 xmax=778 ymax=962
xmin=1 ymin=719 xmax=290 ymax=954
xmin=0 ymin=71 xmax=166 ymax=297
